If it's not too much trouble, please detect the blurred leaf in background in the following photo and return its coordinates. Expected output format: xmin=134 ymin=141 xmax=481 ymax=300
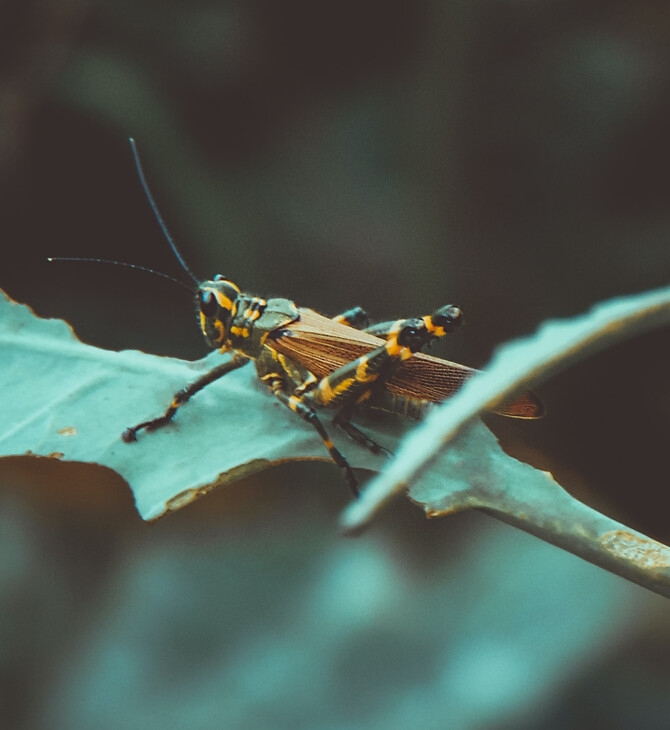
xmin=1 ymin=0 xmax=670 ymax=728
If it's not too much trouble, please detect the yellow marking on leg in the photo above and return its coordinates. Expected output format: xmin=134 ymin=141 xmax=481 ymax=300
xmin=383 ymin=322 xmax=404 ymax=357
xmin=384 ymin=338 xmax=412 ymax=360
xmin=423 ymin=315 xmax=445 ymax=337
xmin=295 ymin=372 xmax=318 ymax=395
xmin=278 ymin=353 xmax=292 ymax=371
xmin=318 ymin=376 xmax=356 ymax=405
xmin=318 ymin=377 xmax=335 ymax=403
xmin=244 ymin=307 xmax=262 ymax=321
xmin=354 ymin=356 xmax=379 ymax=383
xmin=385 ymin=339 xmax=402 ymax=356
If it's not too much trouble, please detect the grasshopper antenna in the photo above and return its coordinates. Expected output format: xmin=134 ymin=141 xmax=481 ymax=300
xmin=128 ymin=137 xmax=200 ymax=286
xmin=47 ymin=257 xmax=194 ymax=292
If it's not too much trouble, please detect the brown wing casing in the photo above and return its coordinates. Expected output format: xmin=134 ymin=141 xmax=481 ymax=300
xmin=269 ymin=308 xmax=544 ymax=419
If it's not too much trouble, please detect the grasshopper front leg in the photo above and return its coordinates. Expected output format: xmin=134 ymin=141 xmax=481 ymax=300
xmin=122 ymin=354 xmax=250 ymax=442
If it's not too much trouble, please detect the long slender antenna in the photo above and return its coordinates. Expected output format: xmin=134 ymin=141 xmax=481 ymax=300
xmin=47 ymin=257 xmax=194 ymax=292
xmin=128 ymin=138 xmax=200 ymax=285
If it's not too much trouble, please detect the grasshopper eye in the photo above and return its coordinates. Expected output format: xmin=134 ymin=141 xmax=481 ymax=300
xmin=200 ymin=291 xmax=218 ymax=317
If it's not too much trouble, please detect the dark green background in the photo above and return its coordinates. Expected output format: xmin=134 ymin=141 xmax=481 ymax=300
xmin=1 ymin=1 xmax=669 ymax=727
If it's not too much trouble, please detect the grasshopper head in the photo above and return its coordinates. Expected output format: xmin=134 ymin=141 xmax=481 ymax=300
xmin=197 ymin=274 xmax=241 ymax=349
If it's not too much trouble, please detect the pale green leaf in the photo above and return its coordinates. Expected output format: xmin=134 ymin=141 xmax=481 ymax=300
xmin=0 ymin=290 xmax=394 ymax=520
xmin=4 ymin=286 xmax=670 ymax=597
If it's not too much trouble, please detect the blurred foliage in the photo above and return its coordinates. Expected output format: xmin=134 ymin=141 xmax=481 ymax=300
xmin=1 ymin=0 xmax=670 ymax=727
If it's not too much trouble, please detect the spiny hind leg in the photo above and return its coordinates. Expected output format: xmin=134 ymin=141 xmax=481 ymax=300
xmin=323 ymin=306 xmax=464 ymax=456
xmin=310 ymin=313 xmax=432 ymax=414
xmin=309 ymin=319 xmax=435 ymax=456
xmin=332 ymin=402 xmax=393 ymax=458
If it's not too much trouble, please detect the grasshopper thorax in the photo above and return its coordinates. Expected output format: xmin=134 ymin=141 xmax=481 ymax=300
xmin=197 ymin=274 xmax=241 ymax=349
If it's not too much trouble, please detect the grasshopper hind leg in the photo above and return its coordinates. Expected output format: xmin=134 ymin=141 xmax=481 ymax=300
xmin=332 ymin=404 xmax=393 ymax=459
